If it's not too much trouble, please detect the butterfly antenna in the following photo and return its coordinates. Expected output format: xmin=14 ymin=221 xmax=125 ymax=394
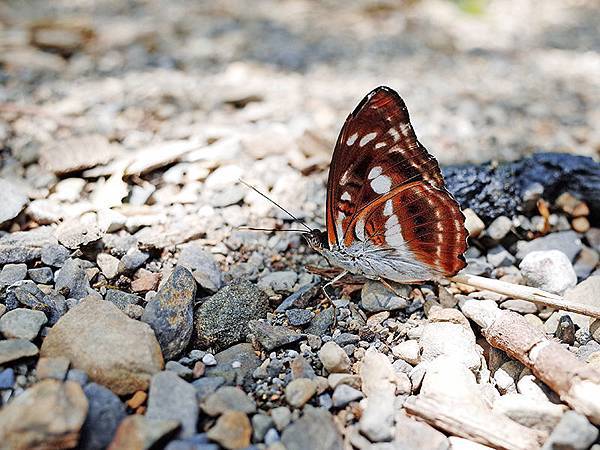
xmin=239 ymin=179 xmax=312 ymax=232
xmin=238 ymin=226 xmax=307 ymax=232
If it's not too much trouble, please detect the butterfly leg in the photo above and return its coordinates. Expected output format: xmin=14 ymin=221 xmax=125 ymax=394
xmin=320 ymin=270 xmax=348 ymax=328
xmin=378 ymin=277 xmax=404 ymax=297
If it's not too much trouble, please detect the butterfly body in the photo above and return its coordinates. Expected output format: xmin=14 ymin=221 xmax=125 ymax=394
xmin=307 ymin=86 xmax=468 ymax=284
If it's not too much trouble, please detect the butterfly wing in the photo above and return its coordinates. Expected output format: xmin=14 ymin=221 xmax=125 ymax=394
xmin=325 ymin=86 xmax=467 ymax=281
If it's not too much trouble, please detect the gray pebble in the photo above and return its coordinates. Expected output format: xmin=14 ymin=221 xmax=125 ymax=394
xmin=0 ymin=264 xmax=27 ymax=286
xmin=41 ymin=244 xmax=70 ymax=267
xmin=285 ymin=308 xmax=314 ymax=326
xmin=27 ymin=267 xmax=54 ymax=284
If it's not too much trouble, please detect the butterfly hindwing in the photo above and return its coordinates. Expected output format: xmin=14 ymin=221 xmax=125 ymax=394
xmin=325 ymin=86 xmax=467 ymax=280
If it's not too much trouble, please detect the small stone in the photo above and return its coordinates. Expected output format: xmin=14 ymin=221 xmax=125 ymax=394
xmin=286 ymin=308 xmax=314 ymax=326
xmin=97 ymin=253 xmax=120 ymax=279
xmin=41 ymin=243 xmax=71 ymax=267
xmin=420 ymin=322 xmax=480 ymax=371
xmin=0 ymin=380 xmax=87 ymax=448
xmin=146 ymin=371 xmax=199 ymax=438
xmin=0 ymin=339 xmax=39 ymax=365
xmin=40 ymin=298 xmax=163 ymax=395
xmin=393 ymin=411 xmax=450 ymax=450
xmin=202 ymin=353 xmax=217 ymax=366
xmin=573 ymin=246 xmax=599 ymax=279
xmin=519 ymin=250 xmax=577 ymax=294
xmin=202 ymin=386 xmax=257 ymax=416
xmin=463 ymin=208 xmax=485 ymax=237
xmin=361 ymin=280 xmax=410 ymax=312
xmin=487 ymin=245 xmax=516 ymax=267
xmin=252 ymin=413 xmax=274 ymax=442
xmin=56 ymin=219 xmax=104 ymax=249
xmin=290 ymin=354 xmax=317 ymax=379
xmin=204 ymin=343 xmax=261 ymax=387
xmin=55 ymin=258 xmax=91 ymax=299
xmin=0 ymin=227 xmax=58 ymax=265
xmin=486 ymin=215 xmax=512 ymax=240
xmin=391 ymin=340 xmax=420 ymax=365
xmin=107 ymin=415 xmax=179 ymax=450
xmin=500 ymin=300 xmax=538 ymax=314
xmin=0 ymin=179 xmax=28 ymax=224
xmin=283 ymin=406 xmax=343 ymax=450
xmin=258 ymin=271 xmax=298 ymax=293
xmin=119 ymin=248 xmax=150 ymax=273
xmin=493 ymin=393 xmax=565 ymax=434
xmin=285 ymin=378 xmax=317 ymax=408
xmin=192 ymin=377 xmax=225 ymax=402
xmin=572 ymin=216 xmax=590 ymax=233
xmin=36 ymin=356 xmax=70 ymax=380
xmin=192 ymin=361 xmax=206 ymax=378
xmin=516 ymin=231 xmax=582 ymax=262
xmin=0 ymin=263 xmax=27 ymax=286
xmin=331 ymin=384 xmax=363 ymax=408
xmin=541 ymin=410 xmax=598 ymax=450
xmin=67 ymin=369 xmax=89 ymax=386
xmin=318 ymin=341 xmax=351 ymax=373
xmin=248 ymin=320 xmax=304 ymax=351
xmin=275 ymin=282 xmax=320 ymax=312
xmin=131 ymin=270 xmax=161 ymax=292
xmin=0 ymin=307 xmax=47 ymax=340
xmin=178 ymin=243 xmax=223 ymax=292
xmin=0 ymin=368 xmax=15 ymax=389
xmin=271 ymin=406 xmax=292 ymax=431
xmin=27 ymin=267 xmax=54 ymax=284
xmin=304 ymin=307 xmax=335 ymax=336
xmin=106 ymin=289 xmax=142 ymax=310
xmin=206 ymin=410 xmax=252 ymax=450
xmin=127 ymin=391 xmax=148 ymax=410
xmin=193 ymin=280 xmax=269 ymax=352
xmin=80 ymin=383 xmax=127 ymax=450
xmin=142 ymin=266 xmax=196 ymax=361
xmin=165 ymin=360 xmax=193 ymax=379
xmin=556 ymin=315 xmax=576 ymax=345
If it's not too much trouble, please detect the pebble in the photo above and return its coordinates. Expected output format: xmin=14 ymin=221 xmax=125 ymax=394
xmin=55 ymin=258 xmax=91 ymax=299
xmin=97 ymin=253 xmax=120 ymax=279
xmin=0 ymin=307 xmax=47 ymax=340
xmin=271 ymin=406 xmax=292 ymax=431
xmin=206 ymin=410 xmax=252 ymax=450
xmin=393 ymin=411 xmax=450 ymax=450
xmin=286 ymin=308 xmax=314 ymax=326
xmin=360 ymin=280 xmax=410 ymax=312
xmin=165 ymin=360 xmax=193 ymax=379
xmin=201 ymin=386 xmax=257 ymax=416
xmin=108 ymin=415 xmax=179 ymax=450
xmin=573 ymin=246 xmax=599 ymax=279
xmin=486 ymin=215 xmax=512 ymax=240
xmin=304 ymin=307 xmax=335 ymax=336
xmin=500 ymin=299 xmax=538 ymax=314
xmin=0 ymin=178 xmax=28 ymax=224
xmin=492 ymin=393 xmax=565 ymax=434
xmin=127 ymin=391 xmax=148 ymax=410
xmin=541 ymin=411 xmax=598 ymax=450
xmin=106 ymin=289 xmax=142 ymax=310
xmin=0 ymin=368 xmax=15 ymax=389
xmin=0 ymin=227 xmax=57 ymax=264
xmin=142 ymin=266 xmax=196 ymax=360
xmin=516 ymin=230 xmax=582 ymax=262
xmin=391 ymin=339 xmax=421 ymax=365
xmin=419 ymin=322 xmax=481 ymax=371
xmin=0 ymin=263 xmax=28 ymax=286
xmin=275 ymin=282 xmax=320 ymax=312
xmin=27 ymin=267 xmax=54 ymax=284
xmin=248 ymin=320 xmax=304 ymax=351
xmin=178 ymin=243 xmax=223 ymax=292
xmin=204 ymin=343 xmax=261 ymax=386
xmin=0 ymin=380 xmax=87 ymax=450
xmin=131 ymin=270 xmax=161 ymax=292
xmin=80 ymin=383 xmax=127 ymax=450
xmin=258 ymin=270 xmax=298 ymax=293
xmin=118 ymin=247 xmax=150 ymax=273
xmin=556 ymin=315 xmax=576 ymax=345
xmin=290 ymin=354 xmax=316 ymax=379
xmin=486 ymin=245 xmax=516 ymax=267
xmin=519 ymin=250 xmax=577 ymax=294
xmin=285 ymin=378 xmax=317 ymax=408
xmin=192 ymin=377 xmax=226 ymax=402
xmin=36 ymin=356 xmax=70 ymax=380
xmin=463 ymin=208 xmax=485 ymax=237
xmin=264 ymin=428 xmax=280 ymax=446
xmin=40 ymin=298 xmax=163 ymax=395
xmin=146 ymin=371 xmax=199 ymax=438
xmin=331 ymin=384 xmax=363 ymax=408
xmin=193 ymin=280 xmax=269 ymax=352
xmin=202 ymin=353 xmax=217 ymax=366
xmin=281 ymin=406 xmax=343 ymax=450
xmin=41 ymin=243 xmax=71 ymax=267
xmin=252 ymin=413 xmax=274 ymax=442
xmin=56 ymin=219 xmax=104 ymax=249
xmin=0 ymin=338 xmax=39 ymax=365
xmin=318 ymin=341 xmax=351 ymax=373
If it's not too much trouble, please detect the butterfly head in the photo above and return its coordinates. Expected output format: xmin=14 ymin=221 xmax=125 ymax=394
xmin=303 ymin=229 xmax=328 ymax=252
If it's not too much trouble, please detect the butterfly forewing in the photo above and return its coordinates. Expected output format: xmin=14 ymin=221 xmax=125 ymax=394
xmin=325 ymin=86 xmax=467 ymax=281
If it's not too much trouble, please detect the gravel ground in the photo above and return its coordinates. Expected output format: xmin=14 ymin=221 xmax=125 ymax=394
xmin=1 ymin=0 xmax=600 ymax=449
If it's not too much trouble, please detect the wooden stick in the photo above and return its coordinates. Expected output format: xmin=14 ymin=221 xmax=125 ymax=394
xmin=450 ymin=273 xmax=600 ymax=320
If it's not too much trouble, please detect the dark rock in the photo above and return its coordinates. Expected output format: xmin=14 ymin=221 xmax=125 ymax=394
xmin=118 ymin=248 xmax=150 ymax=273
xmin=556 ymin=315 xmax=576 ymax=345
xmin=248 ymin=320 xmax=304 ymax=351
xmin=361 ymin=280 xmax=410 ymax=312
xmin=304 ymin=307 xmax=335 ymax=337
xmin=192 ymin=377 xmax=225 ymax=402
xmin=331 ymin=384 xmax=363 ymax=408
xmin=286 ymin=308 xmax=314 ymax=326
xmin=80 ymin=383 xmax=127 ymax=450
xmin=193 ymin=280 xmax=269 ymax=352
xmin=146 ymin=371 xmax=199 ymax=438
xmin=178 ymin=243 xmax=223 ymax=292
xmin=106 ymin=289 xmax=142 ymax=311
xmin=41 ymin=243 xmax=71 ymax=267
xmin=281 ymin=405 xmax=343 ymax=450
xmin=0 ymin=227 xmax=57 ymax=264
xmin=333 ymin=333 xmax=360 ymax=346
xmin=27 ymin=267 xmax=54 ymax=284
xmin=0 ymin=368 xmax=15 ymax=389
xmin=55 ymin=259 xmax=91 ymax=299
xmin=275 ymin=281 xmax=320 ymax=312
xmin=0 ymin=263 xmax=27 ymax=286
xmin=41 ymin=292 xmax=68 ymax=325
xmin=204 ymin=343 xmax=261 ymax=387
xmin=142 ymin=266 xmax=196 ymax=361
xmin=166 ymin=360 xmax=193 ymax=379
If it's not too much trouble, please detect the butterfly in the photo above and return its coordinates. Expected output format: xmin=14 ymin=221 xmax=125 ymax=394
xmin=304 ymin=86 xmax=468 ymax=286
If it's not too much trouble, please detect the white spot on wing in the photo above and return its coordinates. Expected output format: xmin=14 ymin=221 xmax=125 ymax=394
xmin=388 ymin=128 xmax=400 ymax=142
xmin=359 ymin=132 xmax=377 ymax=147
xmin=371 ymin=175 xmax=392 ymax=194
xmin=341 ymin=191 xmax=351 ymax=201
xmin=400 ymin=122 xmax=412 ymax=136
xmin=346 ymin=133 xmax=358 ymax=146
xmin=336 ymin=211 xmax=345 ymax=241
xmin=368 ymin=166 xmax=382 ymax=180
xmin=383 ymin=200 xmax=393 ymax=216
xmin=385 ymin=214 xmax=405 ymax=246
xmin=355 ymin=217 xmax=365 ymax=241
xmin=340 ymin=170 xmax=350 ymax=185
xmin=375 ymin=142 xmax=387 ymax=149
